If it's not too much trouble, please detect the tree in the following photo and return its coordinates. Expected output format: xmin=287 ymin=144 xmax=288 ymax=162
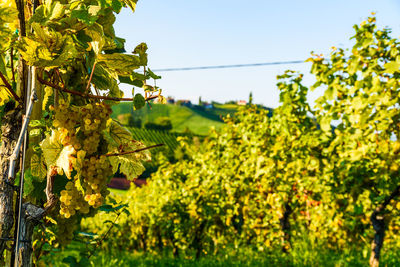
xmin=310 ymin=15 xmax=400 ymax=267
xmin=0 ymin=0 xmax=162 ymax=265
xmin=117 ymin=113 xmax=142 ymax=128
xmin=248 ymin=91 xmax=253 ymax=105
xmin=144 ymin=117 xmax=172 ymax=131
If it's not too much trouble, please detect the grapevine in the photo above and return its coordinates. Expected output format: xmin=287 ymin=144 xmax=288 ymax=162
xmin=82 ymin=15 xmax=400 ymax=267
xmin=0 ymin=0 xmax=165 ymax=264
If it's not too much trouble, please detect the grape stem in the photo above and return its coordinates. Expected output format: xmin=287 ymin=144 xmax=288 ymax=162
xmin=10 ymin=48 xmax=15 ymax=85
xmin=54 ymin=68 xmax=65 ymax=88
xmin=37 ymin=74 xmax=159 ymax=102
xmin=87 ymin=209 xmax=122 ymax=260
xmin=85 ymin=61 xmax=97 ymax=95
xmin=0 ymin=70 xmax=20 ymax=102
xmin=105 ymin=143 xmax=164 ymax=157
xmin=44 ymin=166 xmax=58 ymax=213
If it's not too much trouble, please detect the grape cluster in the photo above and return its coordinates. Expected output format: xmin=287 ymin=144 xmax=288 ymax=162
xmin=52 ymin=100 xmax=111 ymax=155
xmin=59 ymin=181 xmax=89 ymax=218
xmin=56 ymin=215 xmax=78 ymax=246
xmin=81 ymin=155 xmax=113 ymax=208
xmin=51 ymin=101 xmax=113 ymax=218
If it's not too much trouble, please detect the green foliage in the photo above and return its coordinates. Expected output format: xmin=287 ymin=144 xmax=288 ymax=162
xmin=37 ymin=242 xmax=400 ymax=267
xmin=0 ymin=0 xmax=165 ymax=261
xmin=0 ymin=2 xmax=17 ymax=54
xmin=309 ymin=14 xmax=400 ymax=247
xmin=144 ymin=116 xmax=172 ymax=131
xmin=116 ymin=113 xmax=142 ymax=127
xmin=104 ymin=120 xmax=151 ymax=179
xmin=82 ymin=16 xmax=400 ymax=266
xmin=84 ymin=81 xmax=329 ymax=256
xmin=126 ymin=127 xmax=199 ymax=178
xmin=133 ymin=93 xmax=145 ymax=110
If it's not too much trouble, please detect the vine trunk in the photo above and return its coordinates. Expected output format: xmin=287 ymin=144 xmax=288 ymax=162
xmin=0 ymin=105 xmax=22 ymax=262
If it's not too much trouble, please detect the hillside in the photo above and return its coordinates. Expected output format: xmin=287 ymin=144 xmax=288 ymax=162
xmin=111 ymin=103 xmax=238 ymax=135
xmin=128 ymin=127 xmax=183 ymax=153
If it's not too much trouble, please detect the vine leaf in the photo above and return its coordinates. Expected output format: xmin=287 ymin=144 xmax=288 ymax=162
xmin=384 ymin=60 xmax=400 ymax=74
xmin=97 ymin=53 xmax=142 ymax=76
xmin=122 ymin=0 xmax=138 ymax=12
xmin=108 ymin=152 xmax=148 ymax=180
xmin=0 ymin=88 xmax=11 ymax=105
xmin=104 ymin=120 xmax=150 ymax=180
xmin=17 ymin=23 xmax=79 ymax=67
xmin=56 ymin=145 xmax=75 ymax=178
xmin=23 ymin=169 xmax=46 ymax=201
xmin=84 ymin=23 xmax=105 ymax=55
xmin=0 ymin=6 xmax=18 ymax=53
xmin=103 ymin=120 xmax=133 ymax=147
xmin=40 ymin=130 xmax=63 ymax=167
xmin=133 ymin=93 xmax=145 ymax=110
xmin=30 ymin=1 xmax=66 ymax=24
xmin=91 ymin=64 xmax=122 ymax=98
xmin=30 ymin=153 xmax=47 ymax=181
xmin=71 ymin=4 xmax=101 ymax=26
xmin=320 ymin=117 xmax=331 ymax=133
xmin=40 ymin=130 xmax=75 ymax=178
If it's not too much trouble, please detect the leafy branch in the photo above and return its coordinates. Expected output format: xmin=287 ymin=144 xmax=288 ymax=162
xmin=37 ymin=74 xmax=158 ymax=102
xmin=105 ymin=143 xmax=164 ymax=157
xmin=0 ymin=71 xmax=20 ymax=102
xmin=87 ymin=206 xmax=126 ymax=260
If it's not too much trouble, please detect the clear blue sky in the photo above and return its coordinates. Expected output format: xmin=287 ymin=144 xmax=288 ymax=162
xmin=114 ymin=0 xmax=400 ymax=108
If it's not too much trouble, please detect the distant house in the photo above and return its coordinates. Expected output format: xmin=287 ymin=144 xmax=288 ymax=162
xmin=202 ymin=102 xmax=213 ymax=109
xmin=167 ymin=97 xmax=175 ymax=104
xmin=108 ymin=177 xmax=147 ymax=190
xmin=237 ymin=100 xmax=247 ymax=105
xmin=177 ymin=100 xmax=192 ymax=107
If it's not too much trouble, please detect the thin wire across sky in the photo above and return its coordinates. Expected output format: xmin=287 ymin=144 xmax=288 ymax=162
xmin=153 ymin=60 xmax=308 ymax=72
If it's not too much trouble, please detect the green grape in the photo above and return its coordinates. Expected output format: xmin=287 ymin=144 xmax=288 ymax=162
xmin=53 ymin=102 xmax=113 ymax=217
xmin=55 ymin=216 xmax=78 ymax=246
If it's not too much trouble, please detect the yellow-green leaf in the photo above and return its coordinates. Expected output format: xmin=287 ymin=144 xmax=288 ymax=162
xmin=0 ymin=88 xmax=11 ymax=105
xmin=40 ymin=130 xmax=63 ymax=167
xmin=104 ymin=120 xmax=151 ymax=179
xmin=384 ymin=61 xmax=400 ymax=74
xmin=122 ymin=0 xmax=138 ymax=12
xmin=30 ymin=154 xmax=47 ymax=181
xmin=40 ymin=130 xmax=75 ymax=178
xmin=56 ymin=145 xmax=75 ymax=179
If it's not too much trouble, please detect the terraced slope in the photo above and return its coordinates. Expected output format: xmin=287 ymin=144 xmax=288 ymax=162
xmin=112 ymin=103 xmax=227 ymax=135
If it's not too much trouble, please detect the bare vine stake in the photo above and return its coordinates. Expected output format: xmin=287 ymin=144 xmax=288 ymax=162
xmin=9 ymin=66 xmax=37 ymax=267
xmin=7 ymin=71 xmax=36 ymax=181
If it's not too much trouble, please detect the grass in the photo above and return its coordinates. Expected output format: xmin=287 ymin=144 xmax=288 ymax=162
xmin=111 ymin=102 xmax=273 ymax=136
xmin=109 ymin=188 xmax=128 ymax=196
xmin=38 ymin=243 xmax=400 ymax=267
xmin=38 ymin=234 xmax=400 ymax=267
